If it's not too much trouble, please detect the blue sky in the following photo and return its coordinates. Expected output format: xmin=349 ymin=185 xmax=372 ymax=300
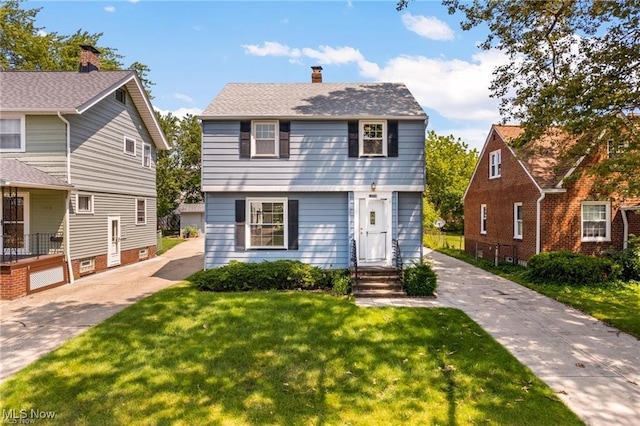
xmin=29 ymin=0 xmax=508 ymax=151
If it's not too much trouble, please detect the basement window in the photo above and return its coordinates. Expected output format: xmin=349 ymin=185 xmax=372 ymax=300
xmin=79 ymin=258 xmax=95 ymax=274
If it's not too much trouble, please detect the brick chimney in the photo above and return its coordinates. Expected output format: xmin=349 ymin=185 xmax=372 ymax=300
xmin=79 ymin=45 xmax=100 ymax=73
xmin=311 ymin=66 xmax=323 ymax=83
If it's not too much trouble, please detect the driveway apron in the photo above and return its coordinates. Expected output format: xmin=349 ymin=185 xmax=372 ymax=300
xmin=0 ymin=237 xmax=204 ymax=382
xmin=357 ymin=249 xmax=640 ymax=426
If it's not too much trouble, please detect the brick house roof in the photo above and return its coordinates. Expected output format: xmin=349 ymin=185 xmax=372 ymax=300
xmin=493 ymin=124 xmax=578 ymax=189
xmin=200 ymin=83 xmax=427 ymax=119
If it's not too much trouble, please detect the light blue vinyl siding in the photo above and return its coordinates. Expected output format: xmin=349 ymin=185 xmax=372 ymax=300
xmin=205 ymin=192 xmax=348 ymax=269
xmin=397 ymin=192 xmax=423 ymax=263
xmin=202 ymin=120 xmax=425 ymax=189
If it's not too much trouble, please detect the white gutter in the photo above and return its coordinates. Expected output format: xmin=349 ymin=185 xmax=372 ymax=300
xmin=536 ymin=192 xmax=546 ymax=254
xmin=620 ymin=206 xmax=640 ymax=250
xmin=57 ymin=112 xmax=74 ymax=284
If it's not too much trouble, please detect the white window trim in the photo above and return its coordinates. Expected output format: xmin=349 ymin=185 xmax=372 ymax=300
xmin=359 ymin=120 xmax=387 ymax=157
xmin=251 ymin=120 xmax=279 ymax=158
xmin=607 ymin=139 xmax=629 ymax=158
xmin=142 ymin=143 xmax=151 ymax=168
xmin=513 ymin=202 xmax=523 ymax=239
xmin=246 ymin=197 xmax=288 ymax=249
xmin=124 ymin=136 xmax=137 ymax=156
xmin=135 ymin=198 xmax=147 ymax=225
xmin=76 ymin=194 xmax=94 ymax=214
xmin=489 ymin=149 xmax=502 ymax=179
xmin=581 ymin=201 xmax=611 ymax=242
xmin=0 ymin=115 xmax=26 ymax=153
xmin=480 ymin=204 xmax=487 ymax=235
xmin=79 ymin=258 xmax=95 ymax=274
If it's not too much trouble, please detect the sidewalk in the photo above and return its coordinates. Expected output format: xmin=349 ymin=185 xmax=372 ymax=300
xmin=0 ymin=237 xmax=204 ymax=382
xmin=357 ymin=249 xmax=640 ymax=426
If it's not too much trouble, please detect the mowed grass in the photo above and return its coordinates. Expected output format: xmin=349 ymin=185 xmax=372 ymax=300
xmin=440 ymin=248 xmax=640 ymax=338
xmin=424 ymin=231 xmax=465 ymax=251
xmin=158 ymin=236 xmax=186 ymax=254
xmin=0 ymin=287 xmax=583 ymax=425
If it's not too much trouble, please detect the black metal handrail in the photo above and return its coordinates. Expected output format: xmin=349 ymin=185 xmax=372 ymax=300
xmin=1 ymin=232 xmax=64 ymax=264
xmin=392 ymin=238 xmax=403 ymax=279
xmin=350 ymin=238 xmax=358 ymax=286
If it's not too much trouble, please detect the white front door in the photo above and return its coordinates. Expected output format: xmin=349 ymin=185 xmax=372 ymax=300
xmin=357 ymin=196 xmax=390 ymax=264
xmin=107 ymin=216 xmax=121 ymax=267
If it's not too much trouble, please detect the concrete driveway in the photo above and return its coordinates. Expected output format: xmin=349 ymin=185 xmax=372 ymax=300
xmin=357 ymin=249 xmax=640 ymax=426
xmin=0 ymin=237 xmax=204 ymax=382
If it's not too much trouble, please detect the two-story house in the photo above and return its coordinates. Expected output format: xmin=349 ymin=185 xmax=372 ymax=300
xmin=0 ymin=46 xmax=169 ymax=299
xmin=199 ymin=68 xmax=427 ymax=271
xmin=464 ymin=124 xmax=640 ymax=265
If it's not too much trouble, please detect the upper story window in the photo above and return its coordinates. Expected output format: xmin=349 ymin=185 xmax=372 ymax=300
xmin=115 ymin=89 xmax=126 ymax=105
xmin=247 ymin=198 xmax=287 ymax=248
xmin=136 ymin=198 xmax=147 ymax=225
xmin=607 ymin=139 xmax=628 ymax=159
xmin=513 ymin=202 xmax=523 ymax=239
xmin=360 ymin=121 xmax=387 ymax=157
xmin=124 ymin=136 xmax=136 ymax=156
xmin=77 ymin=194 xmax=94 ymax=214
xmin=581 ymin=201 xmax=610 ymax=242
xmin=480 ymin=204 xmax=487 ymax=234
xmin=142 ymin=143 xmax=151 ymax=168
xmin=489 ymin=149 xmax=501 ymax=178
xmin=252 ymin=121 xmax=279 ymax=157
xmin=0 ymin=116 xmax=25 ymax=152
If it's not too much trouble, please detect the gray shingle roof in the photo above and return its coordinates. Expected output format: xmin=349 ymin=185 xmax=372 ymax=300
xmin=0 ymin=159 xmax=73 ymax=190
xmin=200 ymin=83 xmax=427 ymax=119
xmin=178 ymin=202 xmax=205 ymax=213
xmin=0 ymin=70 xmax=133 ymax=111
xmin=0 ymin=70 xmax=169 ymax=150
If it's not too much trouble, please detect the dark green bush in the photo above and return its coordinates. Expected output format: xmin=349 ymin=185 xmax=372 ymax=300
xmin=603 ymin=235 xmax=640 ymax=281
xmin=527 ymin=251 xmax=621 ymax=285
xmin=332 ymin=274 xmax=351 ymax=296
xmin=402 ymin=262 xmax=438 ymax=296
xmin=188 ymin=260 xmax=346 ymax=292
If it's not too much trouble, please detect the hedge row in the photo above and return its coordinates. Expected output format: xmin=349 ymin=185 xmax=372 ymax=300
xmin=527 ymin=251 xmax=621 ymax=285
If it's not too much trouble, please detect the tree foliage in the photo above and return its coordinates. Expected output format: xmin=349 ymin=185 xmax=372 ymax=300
xmin=156 ymin=113 xmax=203 ymax=218
xmin=424 ymin=131 xmax=478 ymax=232
xmin=400 ymin=0 xmax=640 ymax=197
xmin=0 ymin=0 xmax=154 ymax=95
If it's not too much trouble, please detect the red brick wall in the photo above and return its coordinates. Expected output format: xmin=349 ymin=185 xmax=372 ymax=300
xmin=464 ymin=129 xmax=541 ymax=263
xmin=70 ymin=245 xmax=156 ymax=280
xmin=0 ymin=265 xmax=28 ymax=299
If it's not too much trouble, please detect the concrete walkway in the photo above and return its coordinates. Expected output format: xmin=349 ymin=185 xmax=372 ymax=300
xmin=0 ymin=237 xmax=204 ymax=382
xmin=357 ymin=249 xmax=640 ymax=426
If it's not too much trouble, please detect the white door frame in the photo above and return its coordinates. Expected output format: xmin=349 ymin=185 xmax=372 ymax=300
xmin=107 ymin=216 xmax=121 ymax=267
xmin=354 ymin=191 xmax=392 ymax=266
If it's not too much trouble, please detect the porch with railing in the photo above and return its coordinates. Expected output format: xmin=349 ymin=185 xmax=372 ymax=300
xmin=1 ymin=232 xmax=64 ymax=264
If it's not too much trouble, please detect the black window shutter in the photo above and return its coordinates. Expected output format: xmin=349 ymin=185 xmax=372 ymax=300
xmin=388 ymin=121 xmax=398 ymax=157
xmin=348 ymin=121 xmax=359 ymax=158
xmin=288 ymin=200 xmax=299 ymax=250
xmin=235 ymin=200 xmax=246 ymax=250
xmin=240 ymin=121 xmax=251 ymax=158
xmin=279 ymin=122 xmax=290 ymax=158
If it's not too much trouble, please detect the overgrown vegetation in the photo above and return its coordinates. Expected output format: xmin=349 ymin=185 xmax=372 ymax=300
xmin=0 ymin=288 xmax=583 ymax=425
xmin=603 ymin=235 xmax=640 ymax=281
xmin=424 ymin=230 xmax=464 ymax=250
xmin=438 ymin=248 xmax=640 ymax=338
xmin=403 ymin=262 xmax=438 ymax=296
xmin=187 ymin=260 xmax=348 ymax=293
xmin=527 ymin=251 xmax=621 ymax=285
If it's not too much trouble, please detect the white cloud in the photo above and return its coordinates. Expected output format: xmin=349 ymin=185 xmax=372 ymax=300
xmin=129 ymin=0 xmax=139 ymax=3
xmin=402 ymin=13 xmax=455 ymax=41
xmin=242 ymin=41 xmax=300 ymax=58
xmin=280 ymin=18 xmax=289 ymax=24
xmin=346 ymin=0 xmax=353 ymax=8
xmin=193 ymin=25 xmax=201 ymax=32
xmin=104 ymin=6 xmax=116 ymax=13
xmin=154 ymin=107 xmax=202 ymax=119
xmin=174 ymin=93 xmax=194 ymax=103
xmin=37 ymin=30 xmax=47 ymax=37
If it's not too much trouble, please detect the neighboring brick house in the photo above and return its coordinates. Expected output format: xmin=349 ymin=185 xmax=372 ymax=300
xmin=463 ymin=124 xmax=640 ymax=265
xmin=0 ymin=46 xmax=169 ymax=299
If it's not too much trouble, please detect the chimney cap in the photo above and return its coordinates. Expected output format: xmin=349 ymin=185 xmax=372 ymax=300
xmin=79 ymin=45 xmax=101 ymax=55
xmin=311 ymin=66 xmax=323 ymax=71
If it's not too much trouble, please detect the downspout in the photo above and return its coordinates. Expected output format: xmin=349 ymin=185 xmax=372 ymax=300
xmin=57 ymin=112 xmax=74 ymax=284
xmin=621 ymin=208 xmax=629 ymax=250
xmin=536 ymin=191 xmax=546 ymax=254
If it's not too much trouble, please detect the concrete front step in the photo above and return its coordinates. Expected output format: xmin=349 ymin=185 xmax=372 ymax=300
xmin=354 ymin=275 xmax=400 ymax=284
xmin=353 ymin=289 xmax=407 ymax=298
xmin=354 ymin=282 xmax=403 ymax=291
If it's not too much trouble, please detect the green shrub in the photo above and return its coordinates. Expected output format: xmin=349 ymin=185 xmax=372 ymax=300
xmin=188 ymin=260 xmax=341 ymax=292
xmin=402 ymin=262 xmax=437 ymax=296
xmin=332 ymin=275 xmax=351 ymax=296
xmin=603 ymin=235 xmax=640 ymax=281
xmin=182 ymin=226 xmax=199 ymax=238
xmin=527 ymin=251 xmax=621 ymax=285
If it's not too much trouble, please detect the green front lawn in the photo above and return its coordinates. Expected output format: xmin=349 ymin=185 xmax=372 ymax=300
xmin=0 ymin=287 xmax=582 ymax=425
xmin=439 ymin=248 xmax=640 ymax=339
xmin=424 ymin=231 xmax=465 ymax=250
xmin=158 ymin=236 xmax=186 ymax=254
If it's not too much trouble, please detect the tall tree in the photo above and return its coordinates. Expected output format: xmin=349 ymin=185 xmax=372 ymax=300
xmin=424 ymin=131 xmax=478 ymax=231
xmin=175 ymin=114 xmax=203 ymax=204
xmin=156 ymin=113 xmax=182 ymax=218
xmin=399 ymin=0 xmax=640 ymax=197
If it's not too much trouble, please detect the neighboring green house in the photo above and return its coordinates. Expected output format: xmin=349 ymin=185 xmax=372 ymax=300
xmin=0 ymin=46 xmax=169 ymax=299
